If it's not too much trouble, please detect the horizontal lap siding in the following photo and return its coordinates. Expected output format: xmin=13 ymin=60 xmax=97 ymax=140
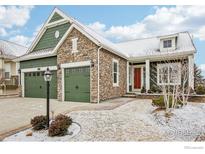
xmin=32 ymin=23 xmax=70 ymax=51
xmin=48 ymin=12 xmax=63 ymax=23
xmin=20 ymin=56 xmax=57 ymax=69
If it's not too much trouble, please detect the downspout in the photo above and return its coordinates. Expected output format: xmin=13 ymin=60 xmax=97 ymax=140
xmin=97 ymin=46 xmax=103 ymax=104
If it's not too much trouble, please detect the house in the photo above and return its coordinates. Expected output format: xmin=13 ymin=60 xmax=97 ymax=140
xmin=16 ymin=8 xmax=196 ymax=103
xmin=0 ymin=40 xmax=27 ymax=87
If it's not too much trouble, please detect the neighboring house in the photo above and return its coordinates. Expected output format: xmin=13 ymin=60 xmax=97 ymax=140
xmin=16 ymin=8 xmax=196 ymax=103
xmin=0 ymin=40 xmax=27 ymax=87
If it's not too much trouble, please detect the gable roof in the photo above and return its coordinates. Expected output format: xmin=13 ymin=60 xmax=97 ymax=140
xmin=17 ymin=8 xmax=196 ymax=62
xmin=17 ymin=8 xmax=128 ymax=61
xmin=116 ymin=31 xmax=196 ymax=60
xmin=0 ymin=40 xmax=28 ymax=59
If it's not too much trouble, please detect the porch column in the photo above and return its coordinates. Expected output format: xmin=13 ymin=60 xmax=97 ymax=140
xmin=126 ymin=61 xmax=129 ymax=93
xmin=0 ymin=58 xmax=4 ymax=80
xmin=145 ymin=59 xmax=150 ymax=92
xmin=188 ymin=55 xmax=194 ymax=89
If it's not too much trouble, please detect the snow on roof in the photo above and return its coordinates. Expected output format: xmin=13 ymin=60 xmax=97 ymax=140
xmin=0 ymin=40 xmax=28 ymax=59
xmin=15 ymin=48 xmax=55 ymax=61
xmin=116 ymin=32 xmax=196 ymax=58
xmin=18 ymin=8 xmax=196 ymax=62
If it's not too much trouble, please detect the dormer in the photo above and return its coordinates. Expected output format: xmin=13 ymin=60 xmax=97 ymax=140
xmin=159 ymin=34 xmax=178 ymax=52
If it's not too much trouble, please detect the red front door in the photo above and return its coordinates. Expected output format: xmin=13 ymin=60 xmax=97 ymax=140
xmin=134 ymin=68 xmax=141 ymax=89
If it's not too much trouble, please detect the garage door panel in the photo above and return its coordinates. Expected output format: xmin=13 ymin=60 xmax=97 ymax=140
xmin=24 ymin=70 xmax=57 ymax=99
xmin=64 ymin=66 xmax=90 ymax=102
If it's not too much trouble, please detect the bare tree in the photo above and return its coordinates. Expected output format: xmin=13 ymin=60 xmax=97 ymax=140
xmin=177 ymin=59 xmax=191 ymax=106
xmin=152 ymin=56 xmax=192 ymax=113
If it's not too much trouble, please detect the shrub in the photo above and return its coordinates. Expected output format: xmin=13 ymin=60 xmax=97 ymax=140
xmin=31 ymin=115 xmax=47 ymax=131
xmin=152 ymin=96 xmax=182 ymax=108
xmin=141 ymin=86 xmax=146 ymax=93
xmin=147 ymin=89 xmax=152 ymax=94
xmin=48 ymin=114 xmax=72 ymax=137
xmin=150 ymin=85 xmax=162 ymax=93
xmin=196 ymin=85 xmax=205 ymax=95
xmin=55 ymin=114 xmax=72 ymax=127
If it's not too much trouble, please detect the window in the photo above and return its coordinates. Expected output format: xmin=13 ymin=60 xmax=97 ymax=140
xmin=163 ymin=40 xmax=172 ymax=48
xmin=157 ymin=63 xmax=181 ymax=85
xmin=112 ymin=59 xmax=119 ymax=86
xmin=71 ymin=38 xmax=78 ymax=53
xmin=5 ymin=72 xmax=10 ymax=79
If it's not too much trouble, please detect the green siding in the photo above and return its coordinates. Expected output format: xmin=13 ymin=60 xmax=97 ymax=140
xmin=64 ymin=67 xmax=90 ymax=102
xmin=24 ymin=71 xmax=57 ymax=99
xmin=150 ymin=62 xmax=158 ymax=88
xmin=20 ymin=57 xmax=57 ymax=69
xmin=48 ymin=12 xmax=63 ymax=23
xmin=32 ymin=23 xmax=70 ymax=51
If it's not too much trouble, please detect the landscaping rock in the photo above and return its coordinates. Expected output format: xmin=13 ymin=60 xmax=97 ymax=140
xmin=26 ymin=131 xmax=32 ymax=136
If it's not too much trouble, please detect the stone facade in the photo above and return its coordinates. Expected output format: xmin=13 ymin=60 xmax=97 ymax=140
xmin=57 ymin=28 xmax=127 ymax=103
xmin=57 ymin=28 xmax=98 ymax=102
xmin=99 ymin=48 xmax=127 ymax=101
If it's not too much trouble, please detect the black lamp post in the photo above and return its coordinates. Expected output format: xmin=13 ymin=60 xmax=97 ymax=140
xmin=44 ymin=68 xmax=52 ymax=128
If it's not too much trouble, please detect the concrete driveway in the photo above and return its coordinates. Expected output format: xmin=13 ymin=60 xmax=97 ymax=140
xmin=0 ymin=97 xmax=134 ymax=139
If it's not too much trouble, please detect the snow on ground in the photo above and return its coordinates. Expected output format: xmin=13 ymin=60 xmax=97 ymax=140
xmin=152 ymin=103 xmax=205 ymax=141
xmin=4 ymin=100 xmax=205 ymax=141
xmin=4 ymin=123 xmax=81 ymax=141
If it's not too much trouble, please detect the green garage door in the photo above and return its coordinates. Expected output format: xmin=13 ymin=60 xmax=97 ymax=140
xmin=24 ymin=71 xmax=57 ymax=99
xmin=64 ymin=67 xmax=90 ymax=102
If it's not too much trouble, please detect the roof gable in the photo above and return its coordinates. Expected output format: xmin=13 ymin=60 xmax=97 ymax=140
xmin=32 ymin=22 xmax=70 ymax=52
xmin=48 ymin=12 xmax=63 ymax=23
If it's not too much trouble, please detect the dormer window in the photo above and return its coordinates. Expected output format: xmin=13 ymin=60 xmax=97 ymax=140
xmin=71 ymin=38 xmax=78 ymax=53
xmin=163 ymin=40 xmax=172 ymax=48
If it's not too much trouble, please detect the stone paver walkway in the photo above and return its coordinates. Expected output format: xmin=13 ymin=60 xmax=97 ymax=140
xmin=69 ymin=99 xmax=165 ymax=141
xmin=0 ymin=97 xmax=134 ymax=140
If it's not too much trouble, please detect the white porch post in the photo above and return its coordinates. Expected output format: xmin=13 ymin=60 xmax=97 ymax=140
xmin=145 ymin=59 xmax=150 ymax=92
xmin=188 ymin=55 xmax=194 ymax=89
xmin=126 ymin=61 xmax=129 ymax=93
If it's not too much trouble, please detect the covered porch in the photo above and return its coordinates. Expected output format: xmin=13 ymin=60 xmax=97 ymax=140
xmin=126 ymin=55 xmax=195 ymax=93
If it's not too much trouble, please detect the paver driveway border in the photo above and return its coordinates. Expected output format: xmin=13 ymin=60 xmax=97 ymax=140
xmin=0 ymin=97 xmax=135 ymax=141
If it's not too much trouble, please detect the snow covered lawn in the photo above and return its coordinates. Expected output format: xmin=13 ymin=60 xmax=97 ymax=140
xmin=152 ymin=103 xmax=205 ymax=141
xmin=4 ymin=123 xmax=81 ymax=141
xmin=4 ymin=99 xmax=205 ymax=141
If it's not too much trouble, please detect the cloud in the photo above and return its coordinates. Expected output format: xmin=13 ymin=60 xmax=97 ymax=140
xmin=9 ymin=23 xmax=42 ymax=47
xmin=0 ymin=6 xmax=34 ymax=37
xmin=9 ymin=35 xmax=32 ymax=47
xmin=87 ymin=6 xmax=205 ymax=42
xmin=0 ymin=28 xmax=7 ymax=36
xmin=87 ymin=22 xmax=106 ymax=34
xmin=200 ymin=64 xmax=205 ymax=77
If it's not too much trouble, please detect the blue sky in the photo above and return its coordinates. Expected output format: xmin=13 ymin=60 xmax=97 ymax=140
xmin=0 ymin=5 xmax=205 ymax=76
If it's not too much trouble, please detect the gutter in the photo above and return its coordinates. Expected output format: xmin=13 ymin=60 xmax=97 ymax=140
xmin=97 ymin=46 xmax=103 ymax=104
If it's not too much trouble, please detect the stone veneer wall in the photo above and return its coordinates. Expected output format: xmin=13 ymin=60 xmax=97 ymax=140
xmin=57 ymin=28 xmax=98 ymax=102
xmin=99 ymin=48 xmax=127 ymax=101
xmin=57 ymin=28 xmax=127 ymax=103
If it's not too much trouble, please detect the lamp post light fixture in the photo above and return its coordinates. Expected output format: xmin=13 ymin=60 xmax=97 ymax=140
xmin=44 ymin=68 xmax=52 ymax=128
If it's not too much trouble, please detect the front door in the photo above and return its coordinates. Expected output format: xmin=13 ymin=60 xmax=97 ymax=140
xmin=134 ymin=68 xmax=141 ymax=89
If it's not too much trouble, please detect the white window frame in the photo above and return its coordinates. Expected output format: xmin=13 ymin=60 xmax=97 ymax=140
xmin=157 ymin=63 xmax=181 ymax=86
xmin=112 ymin=59 xmax=119 ymax=87
xmin=5 ymin=72 xmax=10 ymax=79
xmin=71 ymin=38 xmax=78 ymax=53
xmin=163 ymin=39 xmax=172 ymax=48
